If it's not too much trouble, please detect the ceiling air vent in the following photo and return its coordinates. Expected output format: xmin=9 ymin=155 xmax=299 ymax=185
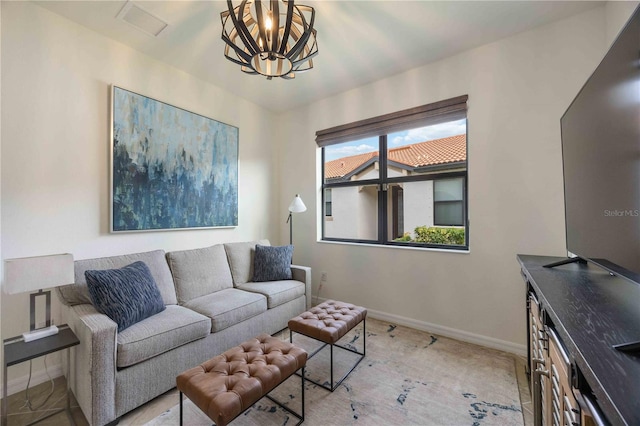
xmin=116 ymin=2 xmax=168 ymax=37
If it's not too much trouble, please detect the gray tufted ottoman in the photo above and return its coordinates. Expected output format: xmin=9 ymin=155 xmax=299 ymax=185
xmin=288 ymin=300 xmax=366 ymax=391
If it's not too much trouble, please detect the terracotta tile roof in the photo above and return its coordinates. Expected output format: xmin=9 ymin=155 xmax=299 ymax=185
xmin=324 ymin=151 xmax=378 ymax=179
xmin=389 ymin=134 xmax=466 ymax=167
xmin=325 ymin=134 xmax=466 ymax=179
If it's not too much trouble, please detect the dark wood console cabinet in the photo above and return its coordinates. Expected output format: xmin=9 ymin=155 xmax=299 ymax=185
xmin=518 ymin=255 xmax=640 ymax=426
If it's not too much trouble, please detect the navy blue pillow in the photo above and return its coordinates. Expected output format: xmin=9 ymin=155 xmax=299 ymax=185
xmin=252 ymin=244 xmax=293 ymax=282
xmin=85 ymin=261 xmax=165 ymax=331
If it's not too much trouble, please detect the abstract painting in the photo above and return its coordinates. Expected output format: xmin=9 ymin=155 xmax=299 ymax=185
xmin=111 ymin=86 xmax=238 ymax=232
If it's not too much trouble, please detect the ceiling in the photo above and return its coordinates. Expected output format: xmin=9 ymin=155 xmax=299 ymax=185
xmin=35 ymin=1 xmax=603 ymax=112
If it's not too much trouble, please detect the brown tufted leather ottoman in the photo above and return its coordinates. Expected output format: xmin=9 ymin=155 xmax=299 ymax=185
xmin=176 ymin=334 xmax=307 ymax=426
xmin=288 ymin=300 xmax=366 ymax=391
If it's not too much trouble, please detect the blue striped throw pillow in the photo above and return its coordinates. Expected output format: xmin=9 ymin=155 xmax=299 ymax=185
xmin=85 ymin=261 xmax=165 ymax=331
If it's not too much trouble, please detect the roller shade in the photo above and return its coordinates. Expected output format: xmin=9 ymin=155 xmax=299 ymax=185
xmin=316 ymin=95 xmax=468 ymax=147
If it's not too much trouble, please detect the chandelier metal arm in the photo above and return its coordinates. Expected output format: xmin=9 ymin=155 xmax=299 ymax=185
xmin=291 ymin=46 xmax=317 ymax=69
xmin=269 ymin=0 xmax=280 ymax=53
xmin=287 ymin=33 xmax=311 ymax=62
xmin=278 ymin=0 xmax=295 ymax=55
xmin=222 ymin=45 xmax=253 ymax=68
xmin=221 ymin=30 xmax=254 ymax=64
xmin=253 ymin=0 xmax=268 ymax=53
xmin=230 ymin=0 xmax=260 ymax=55
xmin=285 ymin=5 xmax=314 ymax=61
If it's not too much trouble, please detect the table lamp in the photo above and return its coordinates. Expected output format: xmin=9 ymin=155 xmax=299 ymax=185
xmin=287 ymin=194 xmax=307 ymax=245
xmin=3 ymin=253 xmax=74 ymax=342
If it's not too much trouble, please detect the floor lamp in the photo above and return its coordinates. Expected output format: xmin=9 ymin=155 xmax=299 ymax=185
xmin=287 ymin=194 xmax=307 ymax=245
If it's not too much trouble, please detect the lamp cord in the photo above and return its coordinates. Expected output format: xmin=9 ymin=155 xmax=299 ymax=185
xmin=20 ymin=355 xmax=55 ymax=411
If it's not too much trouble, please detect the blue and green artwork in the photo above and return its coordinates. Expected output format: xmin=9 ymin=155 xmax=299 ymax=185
xmin=111 ymin=86 xmax=238 ymax=231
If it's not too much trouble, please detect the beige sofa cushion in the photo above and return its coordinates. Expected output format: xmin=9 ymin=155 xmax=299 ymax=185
xmin=183 ymin=288 xmax=267 ymax=333
xmin=223 ymin=240 xmax=270 ymax=285
xmin=57 ymin=250 xmax=177 ymax=306
xmin=237 ymin=280 xmax=305 ymax=309
xmin=166 ymin=244 xmax=233 ymax=304
xmin=116 ymin=305 xmax=210 ymax=368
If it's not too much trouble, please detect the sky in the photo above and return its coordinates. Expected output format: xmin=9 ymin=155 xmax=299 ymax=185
xmin=324 ymin=119 xmax=466 ymax=161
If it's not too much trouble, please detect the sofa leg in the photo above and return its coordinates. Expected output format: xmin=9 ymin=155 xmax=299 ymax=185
xmin=105 ymin=419 xmax=120 ymax=426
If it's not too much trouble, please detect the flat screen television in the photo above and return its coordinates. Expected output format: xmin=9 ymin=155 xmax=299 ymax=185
xmin=558 ymin=5 xmax=640 ymax=286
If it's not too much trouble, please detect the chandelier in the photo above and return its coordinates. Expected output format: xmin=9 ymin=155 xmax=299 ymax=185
xmin=220 ymin=0 xmax=318 ymax=80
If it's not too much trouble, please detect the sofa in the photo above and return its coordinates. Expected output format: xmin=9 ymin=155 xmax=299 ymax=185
xmin=55 ymin=240 xmax=311 ymax=426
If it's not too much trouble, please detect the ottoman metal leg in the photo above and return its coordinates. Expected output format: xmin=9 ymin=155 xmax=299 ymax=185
xmin=291 ymin=317 xmax=366 ymax=392
xmin=263 ymin=366 xmax=305 ymax=425
xmin=179 ymin=391 xmax=183 ymax=426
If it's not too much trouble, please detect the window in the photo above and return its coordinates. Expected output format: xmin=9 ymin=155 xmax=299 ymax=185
xmin=324 ymin=189 xmax=332 ymax=217
xmin=318 ymin=95 xmax=468 ymax=250
xmin=434 ymin=178 xmax=465 ymax=226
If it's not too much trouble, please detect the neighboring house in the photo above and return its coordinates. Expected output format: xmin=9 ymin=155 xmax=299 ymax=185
xmin=324 ymin=134 xmax=467 ymax=241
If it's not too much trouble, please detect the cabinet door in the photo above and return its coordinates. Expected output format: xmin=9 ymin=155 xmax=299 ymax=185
xmin=548 ymin=329 xmax=580 ymax=426
xmin=529 ymin=294 xmax=551 ymax=426
xmin=529 ymin=293 xmax=544 ymax=373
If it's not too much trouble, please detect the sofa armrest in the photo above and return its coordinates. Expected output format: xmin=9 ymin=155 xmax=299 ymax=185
xmin=66 ymin=303 xmax=118 ymax=426
xmin=291 ymin=265 xmax=312 ymax=309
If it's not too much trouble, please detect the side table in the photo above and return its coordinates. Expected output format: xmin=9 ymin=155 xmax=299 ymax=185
xmin=3 ymin=324 xmax=79 ymax=426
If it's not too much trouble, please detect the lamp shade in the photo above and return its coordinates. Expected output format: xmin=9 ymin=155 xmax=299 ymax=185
xmin=3 ymin=253 xmax=74 ymax=295
xmin=288 ymin=194 xmax=307 ymax=213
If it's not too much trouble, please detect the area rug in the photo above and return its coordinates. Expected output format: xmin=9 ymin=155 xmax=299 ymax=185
xmin=145 ymin=318 xmax=523 ymax=425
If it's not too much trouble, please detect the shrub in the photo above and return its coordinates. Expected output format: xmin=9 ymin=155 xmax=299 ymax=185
xmin=394 ymin=232 xmax=413 ymax=242
xmin=413 ymin=226 xmax=465 ymax=245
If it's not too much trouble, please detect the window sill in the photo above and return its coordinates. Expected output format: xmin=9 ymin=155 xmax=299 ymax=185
xmin=317 ymin=239 xmax=470 ymax=254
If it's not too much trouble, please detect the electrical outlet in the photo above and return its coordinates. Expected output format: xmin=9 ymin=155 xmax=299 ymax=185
xmin=321 ymin=271 xmax=327 ymax=282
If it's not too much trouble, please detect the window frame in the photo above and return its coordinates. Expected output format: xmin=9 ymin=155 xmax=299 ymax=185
xmin=320 ymin=135 xmax=469 ymax=251
xmin=391 ymin=185 xmax=404 ymax=239
xmin=317 ymin=95 xmax=469 ymax=251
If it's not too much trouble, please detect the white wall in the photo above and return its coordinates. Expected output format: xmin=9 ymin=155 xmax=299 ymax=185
xmin=0 ymin=1 xmax=278 ymax=386
xmin=276 ymin=6 xmax=614 ymax=353
xmin=606 ymin=1 xmax=639 ymax=45
xmin=324 ymin=186 xmax=358 ymax=239
xmin=403 ymin=180 xmax=434 ymax=236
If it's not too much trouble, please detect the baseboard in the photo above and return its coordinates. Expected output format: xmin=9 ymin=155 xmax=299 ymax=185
xmin=1 ymin=364 xmax=63 ymax=399
xmin=312 ymin=296 xmax=526 ymax=356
